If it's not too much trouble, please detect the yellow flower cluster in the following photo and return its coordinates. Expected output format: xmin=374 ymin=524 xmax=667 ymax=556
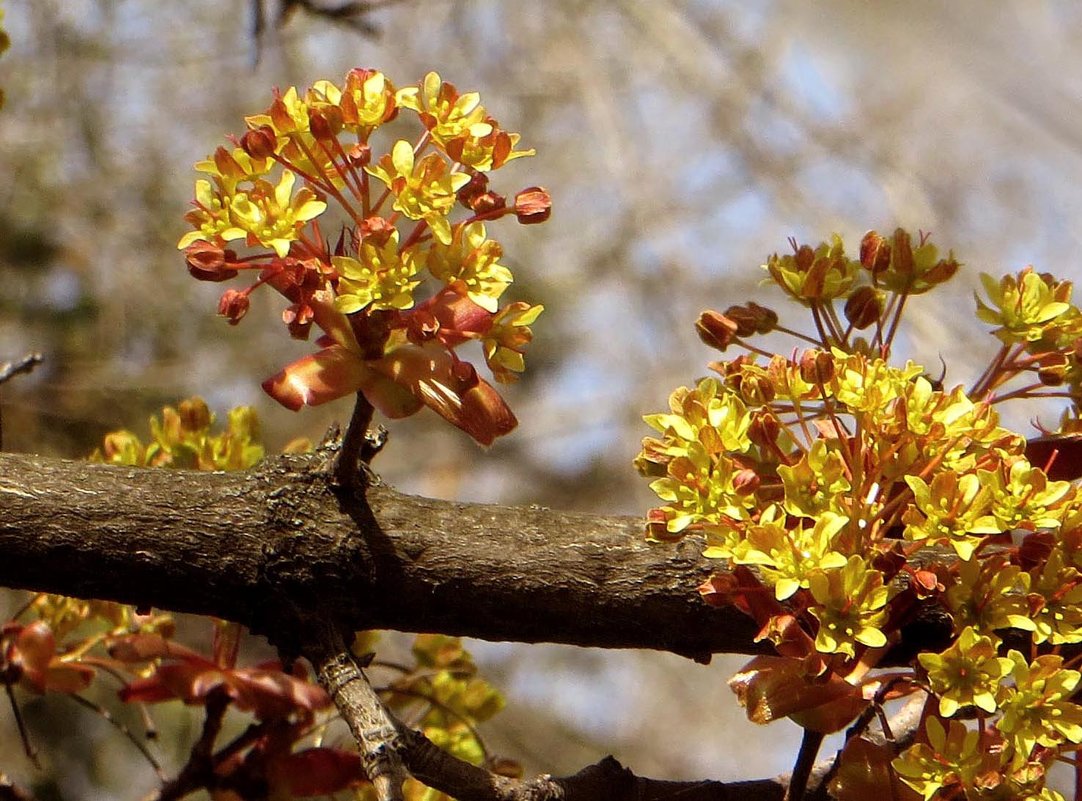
xmin=177 ymin=70 xmax=551 ymax=444
xmin=640 ymin=229 xmax=1082 ymax=799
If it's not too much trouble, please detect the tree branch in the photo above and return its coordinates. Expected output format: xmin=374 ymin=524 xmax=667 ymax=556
xmin=0 ymin=451 xmax=785 ymax=660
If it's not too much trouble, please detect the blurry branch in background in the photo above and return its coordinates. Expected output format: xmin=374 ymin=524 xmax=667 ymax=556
xmin=0 ymin=352 xmax=42 ymax=451
xmin=249 ymin=0 xmax=406 ymax=65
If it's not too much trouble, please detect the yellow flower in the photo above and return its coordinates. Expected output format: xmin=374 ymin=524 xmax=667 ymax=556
xmin=731 ymin=506 xmax=849 ymax=600
xmin=227 ymin=171 xmax=327 ymax=258
xmin=367 ymin=140 xmax=470 ymax=244
xmin=333 ymin=230 xmax=421 ymax=312
xmin=976 ymin=268 xmax=1075 ymax=344
xmin=397 ymin=72 xmax=487 ymax=145
xmin=482 ymin=302 xmax=543 ymax=383
xmin=918 ymin=626 xmax=1012 ymax=717
xmin=428 ymin=222 xmax=512 ymax=312
xmin=808 ymin=555 xmax=889 ymax=657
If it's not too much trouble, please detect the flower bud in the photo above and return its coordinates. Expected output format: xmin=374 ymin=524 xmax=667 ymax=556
xmin=843 ymin=285 xmax=883 ymax=329
xmin=732 ymin=468 xmax=760 ymax=497
xmin=406 ymin=308 xmax=440 ymax=345
xmin=346 ymin=142 xmax=371 ymax=167
xmin=185 ymin=242 xmax=239 ymax=282
xmin=1037 ymin=352 xmax=1069 ymax=386
xmin=359 ymin=215 xmax=395 ymax=247
xmin=696 ymin=310 xmax=739 ymax=351
xmin=240 ymin=125 xmax=277 ymax=159
xmin=218 ymin=289 xmax=250 ymax=325
xmin=513 ymin=186 xmax=551 ymax=224
xmin=749 ymin=410 xmax=782 ymax=451
xmin=799 ymin=350 xmax=835 ymax=384
xmin=308 ymin=107 xmax=343 ymax=141
xmin=859 ymin=231 xmax=891 ymax=274
xmin=724 ymin=302 xmax=778 ymax=336
xmin=451 ymin=359 xmax=479 ymax=390
xmin=178 ymin=397 xmax=211 ymax=432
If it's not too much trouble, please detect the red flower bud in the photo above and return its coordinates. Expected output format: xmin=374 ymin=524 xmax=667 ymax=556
xmin=240 ymin=125 xmax=277 ymax=159
xmin=346 ymin=142 xmax=371 ymax=167
xmin=406 ymin=309 xmax=440 ymax=345
xmin=723 ymin=302 xmax=778 ymax=337
xmin=513 ymin=186 xmax=551 ymax=224
xmin=799 ymin=350 xmax=835 ymax=384
xmin=218 ymin=289 xmax=250 ymax=325
xmin=178 ymin=397 xmax=211 ymax=432
xmin=185 ymin=242 xmax=238 ymax=282
xmin=859 ymin=231 xmax=891 ymax=274
xmin=309 ymin=107 xmax=343 ymax=141
xmin=359 ymin=216 xmax=395 ymax=247
xmin=843 ymin=285 xmax=883 ymax=329
xmin=732 ymin=468 xmax=760 ymax=497
xmin=696 ymin=310 xmax=739 ymax=351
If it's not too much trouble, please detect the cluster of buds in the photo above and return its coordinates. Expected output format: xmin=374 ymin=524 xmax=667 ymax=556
xmin=640 ymin=229 xmax=1082 ymax=801
xmin=178 ymin=70 xmax=551 ymax=444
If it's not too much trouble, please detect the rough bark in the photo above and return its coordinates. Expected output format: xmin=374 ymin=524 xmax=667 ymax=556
xmin=0 ymin=450 xmax=774 ymax=660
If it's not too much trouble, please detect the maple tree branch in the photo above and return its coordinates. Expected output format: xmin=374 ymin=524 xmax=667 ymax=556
xmin=305 ymin=620 xmax=408 ymax=801
xmin=0 ymin=451 xmax=955 ymax=661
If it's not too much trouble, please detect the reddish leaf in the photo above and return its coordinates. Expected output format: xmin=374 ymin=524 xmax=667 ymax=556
xmin=269 ymin=747 xmax=366 ymax=797
xmin=261 ymin=344 xmax=374 ymax=411
xmin=729 ymin=655 xmax=868 ymax=733
xmin=829 ymin=736 xmax=916 ymax=801
xmin=7 ymin=622 xmax=94 ymax=694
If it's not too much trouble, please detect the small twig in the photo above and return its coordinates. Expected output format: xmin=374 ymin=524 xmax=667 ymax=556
xmin=0 ymin=353 xmax=43 ymax=452
xmin=0 ymin=354 xmax=42 ymax=387
xmin=3 ymin=683 xmax=39 ymax=768
xmin=155 ymin=687 xmax=230 ymax=801
xmin=66 ymin=693 xmax=164 ymax=779
xmin=785 ymin=728 xmax=825 ymax=801
xmin=335 ymin=392 xmax=375 ymax=489
xmin=306 ymin=620 xmax=407 ymax=801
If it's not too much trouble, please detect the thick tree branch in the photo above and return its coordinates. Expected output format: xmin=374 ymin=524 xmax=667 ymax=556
xmin=0 ymin=450 xmax=781 ymax=659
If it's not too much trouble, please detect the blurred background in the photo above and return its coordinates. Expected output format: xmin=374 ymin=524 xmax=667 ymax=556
xmin=3 ymin=0 xmax=1082 ymax=797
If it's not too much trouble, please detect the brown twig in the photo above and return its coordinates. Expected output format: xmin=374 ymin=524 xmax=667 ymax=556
xmin=335 ymin=392 xmax=376 ymax=489
xmin=0 ymin=352 xmax=43 ymax=452
xmin=305 ymin=620 xmax=408 ymax=801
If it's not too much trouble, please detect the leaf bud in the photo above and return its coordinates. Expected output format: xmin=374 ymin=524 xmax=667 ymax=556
xmin=240 ymin=125 xmax=277 ymax=159
xmin=217 ymin=289 xmax=250 ymax=325
xmin=513 ymin=186 xmax=552 ymax=224
xmin=843 ymin=285 xmax=883 ymax=329
xmin=859 ymin=230 xmax=891 ymax=274
xmin=696 ymin=310 xmax=739 ymax=351
xmin=185 ymin=241 xmax=239 ymax=282
xmin=799 ymin=349 xmax=835 ymax=384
